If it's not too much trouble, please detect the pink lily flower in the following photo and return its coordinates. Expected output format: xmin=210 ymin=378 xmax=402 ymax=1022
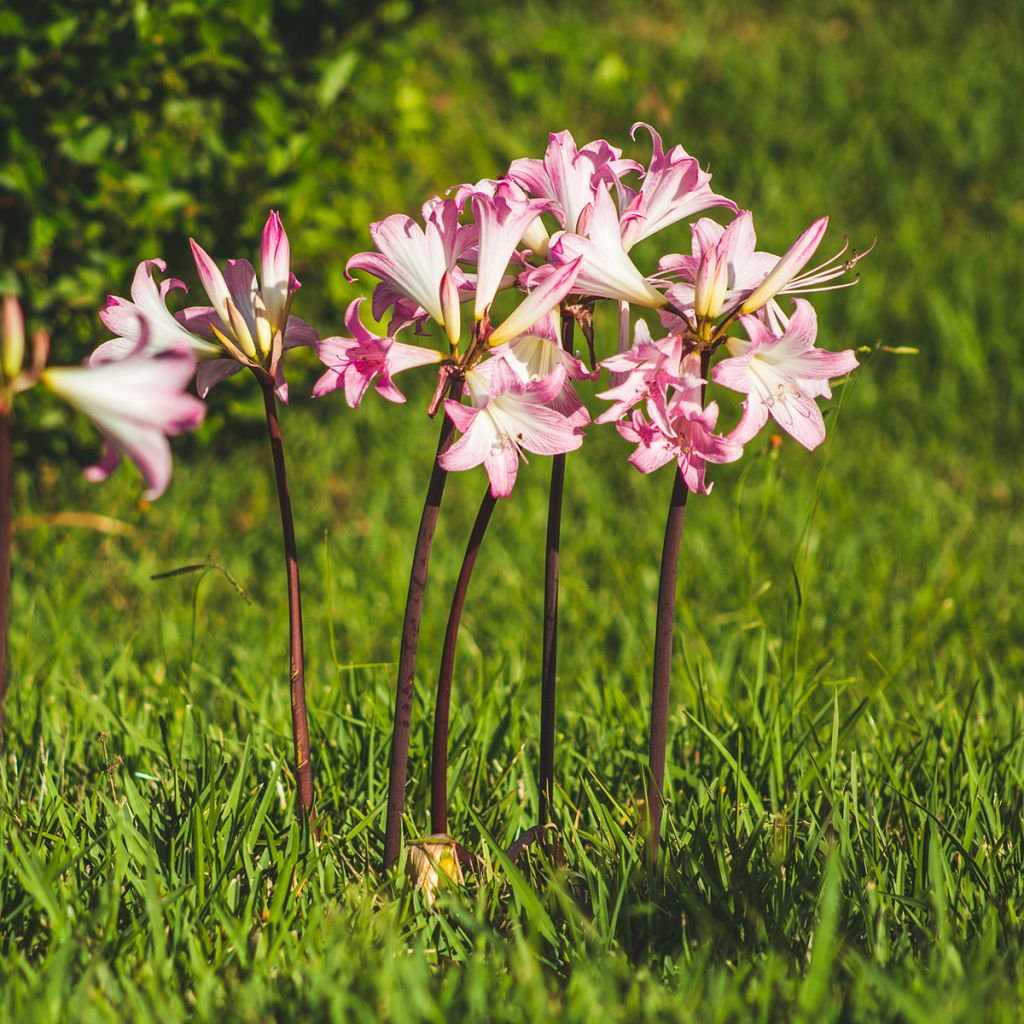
xmin=618 ymin=124 xmax=737 ymax=251
xmin=489 ymin=311 xmax=596 ymax=427
xmin=712 ymin=299 xmax=858 ymax=450
xmin=346 ymin=199 xmax=473 ymax=333
xmin=453 ymin=178 xmax=550 ymax=258
xmin=486 ymin=258 xmax=583 ymax=348
xmin=42 ymin=347 xmax=204 ymax=500
xmin=93 ymin=214 xmax=318 ymax=403
xmin=547 ymin=183 xmax=666 ymax=308
xmin=183 ymin=213 xmax=318 ymax=402
xmin=313 ymin=298 xmax=442 ymax=407
xmin=93 ymin=259 xmax=220 ymax=363
xmin=469 ymin=191 xmax=555 ymax=320
xmin=508 ymin=129 xmax=640 ymax=235
xmin=596 ymin=323 xmax=697 ymax=424
xmin=661 ymin=212 xmax=870 ymax=332
xmin=617 ymin=385 xmax=742 ymax=494
xmin=440 ymin=360 xmax=584 ymax=498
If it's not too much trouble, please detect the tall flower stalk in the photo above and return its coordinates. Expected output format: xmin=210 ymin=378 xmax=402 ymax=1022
xmin=259 ymin=375 xmax=313 ymax=817
xmin=430 ymin=486 xmax=497 ymax=836
xmin=322 ymin=189 xmax=585 ymax=870
xmin=645 ymin=349 xmax=710 ymax=867
xmin=538 ymin=308 xmax=576 ymax=828
xmin=92 ymin=213 xmax=321 ymax=820
xmin=383 ymin=384 xmax=462 ymax=869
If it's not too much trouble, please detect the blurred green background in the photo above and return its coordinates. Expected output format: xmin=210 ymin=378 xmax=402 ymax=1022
xmin=2 ymin=0 xmax=1024 ymax=1020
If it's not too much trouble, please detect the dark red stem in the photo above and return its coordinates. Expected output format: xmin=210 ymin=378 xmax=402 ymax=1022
xmin=645 ymin=349 xmax=711 ymax=868
xmin=0 ymin=406 xmax=11 ymax=733
xmin=260 ymin=379 xmax=313 ymax=820
xmin=430 ymin=487 xmax=497 ymax=835
xmin=538 ymin=310 xmax=575 ymax=827
xmin=645 ymin=466 xmax=689 ymax=867
xmin=383 ymin=381 xmax=464 ymax=871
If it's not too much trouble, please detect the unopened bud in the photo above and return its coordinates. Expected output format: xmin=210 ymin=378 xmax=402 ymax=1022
xmin=694 ymin=247 xmax=727 ymax=320
xmin=2 ymin=295 xmax=25 ymax=380
xmin=405 ymin=834 xmax=464 ymax=908
xmin=439 ymin=271 xmax=461 ymax=348
xmin=740 ymin=216 xmax=828 ymax=315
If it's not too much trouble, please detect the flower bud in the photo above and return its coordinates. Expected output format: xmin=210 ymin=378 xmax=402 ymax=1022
xmin=2 ymin=295 xmax=25 ymax=381
xmin=521 ymin=216 xmax=550 ymax=259
xmin=439 ymin=270 xmax=461 ymax=348
xmin=694 ymin=246 xmax=727 ymax=320
xmin=740 ymin=217 xmax=828 ymax=315
xmin=260 ymin=210 xmax=292 ymax=332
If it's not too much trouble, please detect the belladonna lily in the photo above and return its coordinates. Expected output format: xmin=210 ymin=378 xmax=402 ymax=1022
xmin=595 ymin=320 xmax=694 ymax=425
xmin=616 ymin=358 xmax=742 ymax=494
xmin=93 ymin=214 xmax=319 ymax=402
xmin=182 ymin=214 xmax=319 ymax=401
xmin=94 ymin=259 xmax=219 ymax=363
xmin=508 ymin=129 xmax=640 ymax=236
xmin=363 ymin=208 xmax=582 ymax=871
xmin=93 ymin=212 xmax=321 ymax=822
xmin=618 ymin=123 xmax=737 ymax=251
xmin=313 ymin=298 xmax=442 ymax=407
xmin=440 ymin=361 xmax=583 ymax=499
xmin=661 ymin=213 xmax=872 ymax=333
xmin=546 ymin=183 xmax=667 ymax=308
xmin=346 ymin=199 xmax=472 ymax=335
xmin=42 ymin=347 xmax=205 ymax=501
xmin=712 ymin=299 xmax=858 ymax=449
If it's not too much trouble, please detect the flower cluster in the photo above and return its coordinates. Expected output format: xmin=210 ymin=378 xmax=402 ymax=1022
xmin=326 ymin=124 xmax=870 ymax=498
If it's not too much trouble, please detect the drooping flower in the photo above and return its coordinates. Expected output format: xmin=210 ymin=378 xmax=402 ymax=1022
xmin=712 ymin=299 xmax=858 ymax=450
xmin=439 ymin=360 xmax=584 ymax=498
xmin=618 ymin=123 xmax=737 ymax=251
xmin=547 ymin=183 xmax=666 ymax=308
xmin=617 ymin=384 xmax=742 ymax=494
xmin=42 ymin=347 xmax=204 ymax=500
xmin=313 ymin=298 xmax=442 ymax=407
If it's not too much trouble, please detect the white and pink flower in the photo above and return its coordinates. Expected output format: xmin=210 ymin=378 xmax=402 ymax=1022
xmin=440 ymin=360 xmax=584 ymax=498
xmin=712 ymin=298 xmax=858 ymax=449
xmin=313 ymin=298 xmax=442 ymax=407
xmin=43 ymin=347 xmax=204 ymax=500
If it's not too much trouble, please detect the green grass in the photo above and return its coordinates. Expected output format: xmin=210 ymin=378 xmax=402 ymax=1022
xmin=2 ymin=0 xmax=1023 ymax=1020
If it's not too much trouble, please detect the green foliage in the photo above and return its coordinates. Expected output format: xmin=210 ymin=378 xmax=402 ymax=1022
xmin=1 ymin=0 xmax=1023 ymax=1020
